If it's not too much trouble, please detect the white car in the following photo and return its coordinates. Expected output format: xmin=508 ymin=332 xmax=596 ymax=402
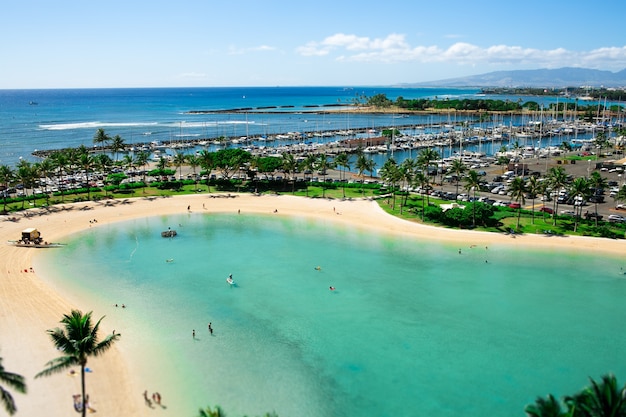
xmin=608 ymin=214 xmax=625 ymax=222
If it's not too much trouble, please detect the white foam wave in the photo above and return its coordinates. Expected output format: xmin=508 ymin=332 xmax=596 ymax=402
xmin=39 ymin=121 xmax=159 ymax=131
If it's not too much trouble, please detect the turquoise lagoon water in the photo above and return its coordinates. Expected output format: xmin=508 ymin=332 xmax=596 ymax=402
xmin=36 ymin=214 xmax=626 ymax=417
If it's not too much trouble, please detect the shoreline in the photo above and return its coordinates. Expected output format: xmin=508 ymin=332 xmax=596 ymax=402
xmin=1 ymin=194 xmax=624 ymax=416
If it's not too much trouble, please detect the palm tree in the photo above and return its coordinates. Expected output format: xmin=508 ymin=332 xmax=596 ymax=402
xmin=526 ymin=176 xmax=541 ymax=224
xmin=355 ymin=152 xmax=369 ymax=195
xmin=198 ymin=150 xmax=215 ymax=192
xmin=398 ymin=158 xmax=416 ymax=214
xmin=110 ymin=135 xmax=126 ymax=162
xmin=94 ymin=154 xmax=113 ymax=196
xmin=449 ymin=158 xmax=467 ymax=195
xmin=173 ymin=152 xmax=187 ymax=182
xmin=417 ymin=148 xmax=440 ymax=187
xmin=15 ymin=160 xmax=34 ymax=209
xmin=37 ymin=158 xmax=55 ymax=206
xmin=569 ymin=177 xmax=591 ymax=232
xmin=134 ymin=151 xmax=150 ymax=193
xmin=509 ymin=176 xmax=527 ymax=229
xmin=186 ymin=154 xmax=200 ymax=192
xmin=316 ymin=154 xmax=333 ymax=198
xmin=334 ymin=152 xmax=350 ymax=198
xmin=0 ymin=356 xmax=27 ymax=415
xmin=36 ymin=310 xmax=120 ymax=417
xmin=524 ymin=394 xmax=566 ymax=417
xmin=379 ymin=158 xmax=400 ymax=209
xmin=301 ymin=154 xmax=318 ymax=197
xmin=588 ymin=171 xmax=608 ymax=227
xmin=49 ymin=150 xmax=70 ymax=202
xmin=548 ymin=166 xmax=568 ymax=226
xmin=463 ymin=170 xmax=481 ymax=227
xmin=412 ymin=171 xmax=429 ymax=220
xmin=0 ymin=165 xmax=15 ymax=213
xmin=564 ymin=374 xmax=626 ymax=417
xmin=79 ymin=152 xmax=95 ymax=201
xmin=92 ymin=128 xmax=111 ymax=151
xmin=281 ymin=153 xmax=298 ymax=194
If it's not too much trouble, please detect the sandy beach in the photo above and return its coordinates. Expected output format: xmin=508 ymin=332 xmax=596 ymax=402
xmin=1 ymin=193 xmax=624 ymax=416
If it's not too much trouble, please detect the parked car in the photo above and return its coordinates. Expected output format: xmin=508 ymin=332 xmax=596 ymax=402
xmin=508 ymin=202 xmax=521 ymax=209
xmin=616 ymin=204 xmax=626 ymax=210
xmin=539 ymin=206 xmax=554 ymax=214
xmin=608 ymin=214 xmax=625 ymax=222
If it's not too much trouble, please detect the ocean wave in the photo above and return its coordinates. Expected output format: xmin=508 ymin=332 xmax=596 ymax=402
xmin=39 ymin=121 xmax=159 ymax=131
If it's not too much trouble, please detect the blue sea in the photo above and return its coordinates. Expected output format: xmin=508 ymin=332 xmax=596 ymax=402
xmin=0 ymin=86 xmax=604 ymax=168
xmin=35 ymin=213 xmax=626 ymax=417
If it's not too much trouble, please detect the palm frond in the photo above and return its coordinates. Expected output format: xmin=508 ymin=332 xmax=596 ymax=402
xmin=0 ymin=386 xmax=18 ymax=415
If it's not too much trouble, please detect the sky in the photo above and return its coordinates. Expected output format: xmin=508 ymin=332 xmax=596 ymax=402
xmin=2 ymin=0 xmax=626 ymax=89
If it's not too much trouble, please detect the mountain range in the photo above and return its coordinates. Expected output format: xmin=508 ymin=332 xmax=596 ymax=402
xmin=404 ymin=67 xmax=626 ymax=88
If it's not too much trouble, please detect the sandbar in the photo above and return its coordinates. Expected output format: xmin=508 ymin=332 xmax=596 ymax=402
xmin=0 ymin=194 xmax=623 ymax=416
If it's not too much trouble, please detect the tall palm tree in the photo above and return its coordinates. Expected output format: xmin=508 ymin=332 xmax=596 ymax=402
xmin=15 ymin=160 xmax=34 ymax=209
xmin=316 ymin=154 xmax=333 ymax=198
xmin=334 ymin=152 xmax=350 ymax=198
xmin=524 ymin=394 xmax=566 ymax=417
xmin=0 ymin=356 xmax=27 ymax=415
xmin=569 ymin=177 xmax=591 ymax=232
xmin=412 ymin=171 xmax=429 ymax=220
xmin=526 ymin=176 xmax=541 ymax=224
xmin=379 ymin=158 xmax=400 ymax=209
xmin=37 ymin=158 xmax=55 ymax=206
xmin=186 ymin=154 xmax=200 ymax=192
xmin=79 ymin=153 xmax=95 ymax=201
xmin=355 ymin=152 xmax=369 ymax=195
xmin=134 ymin=151 xmax=150 ymax=193
xmin=548 ymin=166 xmax=568 ymax=226
xmin=94 ymin=154 xmax=113 ymax=196
xmin=417 ymin=148 xmax=440 ymax=187
xmin=588 ymin=171 xmax=608 ymax=227
xmin=281 ymin=153 xmax=298 ymax=194
xmin=509 ymin=176 xmax=527 ymax=229
xmin=463 ymin=170 xmax=481 ymax=227
xmin=0 ymin=165 xmax=15 ymax=213
xmin=301 ymin=154 xmax=318 ymax=197
xmin=398 ymin=158 xmax=416 ymax=214
xmin=92 ymin=128 xmax=111 ymax=151
xmin=36 ymin=310 xmax=120 ymax=417
xmin=49 ymin=150 xmax=70 ymax=202
xmin=173 ymin=152 xmax=187 ymax=182
xmin=564 ymin=374 xmax=626 ymax=417
xmin=110 ymin=135 xmax=126 ymax=162
xmin=449 ymin=158 xmax=467 ymax=195
xmin=198 ymin=150 xmax=215 ymax=192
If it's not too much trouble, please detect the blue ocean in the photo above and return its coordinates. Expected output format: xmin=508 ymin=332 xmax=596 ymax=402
xmin=35 ymin=213 xmax=626 ymax=417
xmin=0 ymin=86 xmax=598 ymax=168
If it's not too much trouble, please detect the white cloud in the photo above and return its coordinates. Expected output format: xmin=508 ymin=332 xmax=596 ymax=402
xmin=296 ymin=33 xmax=626 ymax=70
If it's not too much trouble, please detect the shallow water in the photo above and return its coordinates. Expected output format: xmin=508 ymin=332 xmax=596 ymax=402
xmin=36 ymin=214 xmax=626 ymax=417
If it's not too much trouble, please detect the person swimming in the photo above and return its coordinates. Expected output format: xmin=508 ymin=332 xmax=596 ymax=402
xmin=315 ymin=266 xmax=321 ymax=271
xmin=166 ymin=258 xmax=174 ymax=263
xmin=329 ymin=286 xmax=335 ymax=291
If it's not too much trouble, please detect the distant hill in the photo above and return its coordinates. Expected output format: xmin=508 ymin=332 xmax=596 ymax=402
xmin=403 ymin=67 xmax=626 ymax=88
